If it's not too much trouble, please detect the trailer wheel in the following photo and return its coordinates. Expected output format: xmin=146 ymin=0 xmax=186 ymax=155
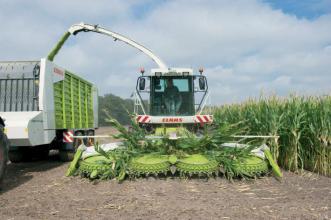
xmin=0 ymin=131 xmax=9 ymax=187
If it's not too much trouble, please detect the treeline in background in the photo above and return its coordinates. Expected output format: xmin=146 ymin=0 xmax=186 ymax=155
xmin=98 ymin=93 xmax=134 ymax=125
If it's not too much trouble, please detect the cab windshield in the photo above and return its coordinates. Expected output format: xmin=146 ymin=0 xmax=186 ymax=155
xmin=150 ymin=76 xmax=194 ymax=116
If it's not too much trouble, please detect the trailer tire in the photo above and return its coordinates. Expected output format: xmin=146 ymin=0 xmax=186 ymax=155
xmin=0 ymin=131 xmax=9 ymax=188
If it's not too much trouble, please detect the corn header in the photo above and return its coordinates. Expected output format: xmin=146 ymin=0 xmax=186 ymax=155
xmin=52 ymin=22 xmax=282 ymax=181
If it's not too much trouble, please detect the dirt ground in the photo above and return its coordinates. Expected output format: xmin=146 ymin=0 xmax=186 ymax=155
xmin=0 ymin=127 xmax=330 ymax=220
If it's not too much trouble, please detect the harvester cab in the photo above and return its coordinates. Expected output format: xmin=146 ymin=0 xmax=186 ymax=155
xmin=134 ymin=67 xmax=213 ymax=134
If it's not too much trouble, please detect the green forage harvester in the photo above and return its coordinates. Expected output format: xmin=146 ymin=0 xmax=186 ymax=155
xmin=48 ymin=23 xmax=287 ymax=182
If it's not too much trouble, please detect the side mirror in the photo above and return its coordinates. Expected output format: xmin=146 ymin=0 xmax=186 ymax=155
xmin=199 ymin=77 xmax=206 ymax=90
xmin=139 ymin=78 xmax=146 ymax=90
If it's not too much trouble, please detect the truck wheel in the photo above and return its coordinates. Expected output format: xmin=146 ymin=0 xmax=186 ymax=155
xmin=0 ymin=131 xmax=9 ymax=187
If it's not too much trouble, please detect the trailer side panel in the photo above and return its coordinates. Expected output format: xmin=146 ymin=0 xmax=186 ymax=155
xmin=53 ymin=71 xmax=94 ymax=129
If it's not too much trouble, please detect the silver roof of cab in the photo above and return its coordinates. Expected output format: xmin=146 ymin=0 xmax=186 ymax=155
xmin=150 ymin=68 xmax=193 ymax=76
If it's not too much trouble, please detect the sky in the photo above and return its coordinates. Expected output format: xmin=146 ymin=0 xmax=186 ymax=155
xmin=0 ymin=0 xmax=330 ymax=104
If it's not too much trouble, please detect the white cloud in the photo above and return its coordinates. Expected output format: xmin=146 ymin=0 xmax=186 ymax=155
xmin=0 ymin=0 xmax=330 ymax=104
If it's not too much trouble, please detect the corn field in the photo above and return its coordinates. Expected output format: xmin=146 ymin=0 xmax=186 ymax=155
xmin=213 ymin=95 xmax=331 ymax=176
